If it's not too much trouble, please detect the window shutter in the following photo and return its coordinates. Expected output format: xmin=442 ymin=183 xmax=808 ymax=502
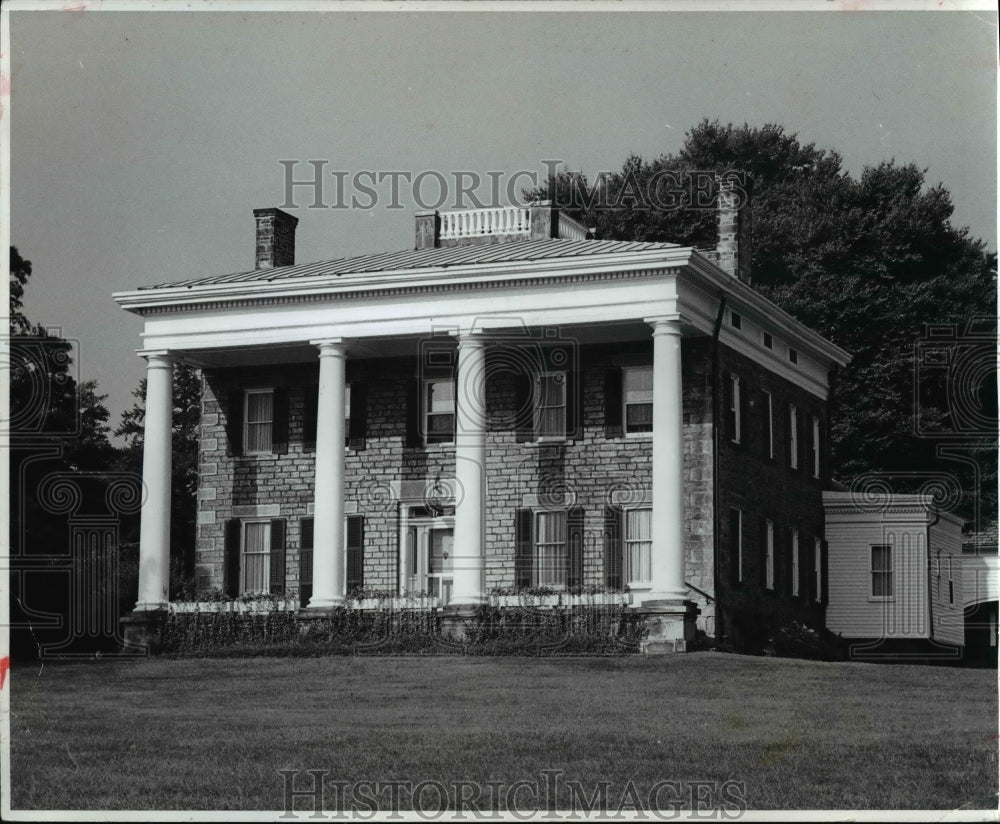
xmin=785 ymin=527 xmax=795 ymax=597
xmin=565 ymin=367 xmax=579 ymax=440
xmin=604 ymin=368 xmax=623 ymax=439
xmin=225 ymin=518 xmax=241 ymax=597
xmin=225 ymin=390 xmax=244 ymax=457
xmin=514 ymin=372 xmax=534 ymax=443
xmin=302 ymin=386 xmax=318 ymax=451
xmin=820 ymin=539 xmax=829 ymax=605
xmin=567 ymin=506 xmax=585 ymax=589
xmin=349 ymin=383 xmax=368 ymax=451
xmin=269 ymin=519 xmax=286 ymax=596
xmin=271 ymin=387 xmax=289 ymax=455
xmin=346 ymin=514 xmax=364 ymax=593
xmin=728 ymin=508 xmax=742 ymax=586
xmin=739 ymin=378 xmax=749 ymax=448
xmin=723 ymin=371 xmax=734 ymax=441
xmin=783 ymin=403 xmax=792 ymax=467
xmin=515 ymin=508 xmax=533 ymax=588
xmin=603 ymin=506 xmax=623 ymax=590
xmin=299 ymin=517 xmax=314 ymax=607
xmin=405 ymin=379 xmax=422 ymax=447
xmin=759 ymin=517 xmax=768 ymax=590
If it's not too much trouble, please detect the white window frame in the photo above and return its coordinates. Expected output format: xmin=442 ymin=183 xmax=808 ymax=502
xmin=623 ymin=506 xmax=653 ymax=585
xmin=423 ymin=378 xmax=455 ymax=446
xmin=241 ymin=519 xmax=271 ymax=595
xmin=814 ymin=538 xmax=823 ymax=603
xmin=534 ymin=370 xmax=567 ymax=442
xmin=730 ymin=375 xmax=742 ymax=445
xmin=533 ymin=509 xmax=568 ymax=588
xmin=764 ymin=519 xmax=775 ymax=590
xmin=789 ymin=404 xmax=799 ymax=469
xmin=812 ymin=415 xmax=821 ymax=478
xmin=791 ymin=529 xmax=800 ymax=597
xmin=870 ymin=544 xmax=894 ymax=600
xmin=244 ymin=388 xmax=274 ymax=455
xmin=622 ymin=365 xmax=654 ymax=437
xmin=763 ymin=390 xmax=774 ymax=459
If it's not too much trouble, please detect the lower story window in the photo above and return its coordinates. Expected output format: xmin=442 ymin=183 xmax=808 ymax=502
xmin=871 ymin=544 xmax=893 ymax=599
xmin=241 ymin=521 xmax=271 ymax=594
xmin=624 ymin=507 xmax=652 ymax=584
xmin=534 ymin=510 xmax=567 ymax=587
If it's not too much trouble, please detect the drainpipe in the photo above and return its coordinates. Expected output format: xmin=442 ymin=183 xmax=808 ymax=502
xmin=711 ymin=292 xmax=727 ymax=643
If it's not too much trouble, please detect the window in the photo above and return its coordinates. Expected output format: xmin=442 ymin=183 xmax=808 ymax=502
xmin=244 ymin=389 xmax=273 ymax=453
xmin=764 ymin=519 xmax=775 ymax=590
xmin=424 ymin=379 xmax=455 ymax=444
xmin=763 ymin=332 xmax=773 ymax=349
xmin=535 ymin=371 xmax=567 ymax=440
xmin=730 ymin=508 xmax=743 ymax=584
xmin=344 ymin=384 xmax=351 ymax=448
xmin=623 ymin=366 xmax=653 ymax=435
xmin=534 ymin=510 xmax=567 ymax=587
xmin=814 ymin=538 xmax=823 ymax=602
xmin=791 ymin=529 xmax=800 ymax=597
xmin=731 ymin=311 xmax=742 ymax=330
xmin=241 ymin=521 xmax=271 ymax=594
xmin=624 ymin=507 xmax=652 ymax=584
xmin=811 ymin=416 xmax=821 ymax=478
xmin=788 ymin=404 xmax=799 ymax=469
xmin=728 ymin=375 xmax=742 ymax=444
xmin=871 ymin=544 xmax=893 ymax=599
xmin=788 ymin=348 xmax=799 ymax=365
xmin=762 ymin=390 xmax=774 ymax=459
xmin=946 ymin=555 xmax=954 ymax=605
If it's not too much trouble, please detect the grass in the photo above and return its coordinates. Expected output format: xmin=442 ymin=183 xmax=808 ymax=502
xmin=7 ymin=653 xmax=998 ymax=812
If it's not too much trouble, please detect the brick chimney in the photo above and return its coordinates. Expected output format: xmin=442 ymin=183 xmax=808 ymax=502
xmin=715 ymin=175 xmax=752 ymax=284
xmin=253 ymin=207 xmax=298 ymax=269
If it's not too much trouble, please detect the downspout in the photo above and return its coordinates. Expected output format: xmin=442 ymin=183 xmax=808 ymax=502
xmin=711 ymin=292 xmax=727 ymax=642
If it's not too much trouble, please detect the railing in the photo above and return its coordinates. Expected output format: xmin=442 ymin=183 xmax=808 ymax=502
xmin=439 ymin=207 xmax=531 ymax=240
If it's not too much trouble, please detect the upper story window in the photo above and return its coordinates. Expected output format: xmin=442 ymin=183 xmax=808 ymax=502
xmin=623 ymin=366 xmax=653 ymax=435
xmin=763 ymin=332 xmax=773 ymax=350
xmin=244 ymin=389 xmax=274 ymax=454
xmin=788 ymin=348 xmax=799 ymax=365
xmin=424 ymin=379 xmax=455 ymax=444
xmin=788 ymin=403 xmax=799 ymax=469
xmin=535 ymin=371 xmax=567 ymax=440
xmin=731 ymin=312 xmax=742 ymax=330
xmin=728 ymin=375 xmax=742 ymax=445
xmin=624 ymin=507 xmax=652 ymax=585
xmin=871 ymin=544 xmax=893 ymax=599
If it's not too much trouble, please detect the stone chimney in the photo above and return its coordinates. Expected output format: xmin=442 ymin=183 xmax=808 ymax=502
xmin=253 ymin=207 xmax=298 ymax=269
xmin=415 ymin=202 xmax=592 ymax=250
xmin=715 ymin=175 xmax=752 ymax=284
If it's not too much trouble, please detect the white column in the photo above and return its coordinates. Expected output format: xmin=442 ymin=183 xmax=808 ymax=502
xmin=646 ymin=318 xmax=687 ymax=602
xmin=135 ymin=352 xmax=174 ymax=611
xmin=451 ymin=334 xmax=487 ymax=605
xmin=308 ymin=340 xmax=348 ymax=608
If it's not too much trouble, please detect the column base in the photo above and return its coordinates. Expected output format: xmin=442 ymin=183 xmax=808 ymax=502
xmin=637 ymin=599 xmax=699 ymax=655
xmin=302 ymin=598 xmax=347 ymax=610
xmin=119 ymin=610 xmax=167 ymax=654
xmin=439 ymin=605 xmax=479 ymax=642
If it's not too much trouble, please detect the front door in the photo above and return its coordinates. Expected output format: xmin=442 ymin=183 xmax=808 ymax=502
xmin=427 ymin=527 xmax=454 ymax=605
xmin=401 ymin=521 xmax=454 ymax=604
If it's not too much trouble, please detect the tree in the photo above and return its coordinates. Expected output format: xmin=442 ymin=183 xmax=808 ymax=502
xmin=531 ymin=122 xmax=998 ymax=524
xmin=115 ymin=362 xmax=202 ymax=595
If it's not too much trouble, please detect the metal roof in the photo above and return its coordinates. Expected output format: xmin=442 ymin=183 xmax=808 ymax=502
xmin=140 ymin=238 xmax=681 ymax=290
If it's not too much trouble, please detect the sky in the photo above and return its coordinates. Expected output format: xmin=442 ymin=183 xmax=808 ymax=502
xmin=6 ymin=3 xmax=998 ymax=436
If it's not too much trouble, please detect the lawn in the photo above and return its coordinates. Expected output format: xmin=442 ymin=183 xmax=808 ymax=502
xmin=7 ymin=653 xmax=998 ymax=813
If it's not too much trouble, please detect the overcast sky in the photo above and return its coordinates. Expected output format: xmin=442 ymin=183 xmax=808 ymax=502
xmin=7 ymin=4 xmax=997 ymax=433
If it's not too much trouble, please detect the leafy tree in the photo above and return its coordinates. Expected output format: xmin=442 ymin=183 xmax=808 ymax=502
xmin=115 ymin=362 xmax=202 ymax=595
xmin=532 ymin=121 xmax=998 ymax=524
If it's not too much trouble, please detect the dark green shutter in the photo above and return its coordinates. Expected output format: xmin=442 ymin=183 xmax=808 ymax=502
xmin=346 ymin=515 xmax=364 ymax=593
xmin=567 ymin=506 xmax=585 ymax=589
xmin=272 ymin=387 xmax=289 ymax=454
xmin=225 ymin=518 xmax=241 ymax=597
xmin=302 ymin=386 xmax=318 ymax=451
xmin=565 ymin=367 xmax=579 ymax=440
xmin=604 ymin=368 xmax=623 ymax=439
xmin=728 ymin=508 xmax=742 ymax=586
xmin=603 ymin=506 xmax=622 ymax=590
xmin=269 ymin=519 xmax=286 ymax=596
xmin=348 ymin=383 xmax=367 ymax=451
xmin=225 ymin=390 xmax=244 ymax=456
xmin=515 ymin=508 xmax=533 ymax=588
xmin=723 ymin=372 xmax=735 ymax=441
xmin=514 ymin=372 xmax=534 ymax=443
xmin=405 ymin=379 xmax=422 ymax=447
xmin=759 ymin=517 xmax=769 ymax=590
xmin=299 ymin=517 xmax=314 ymax=606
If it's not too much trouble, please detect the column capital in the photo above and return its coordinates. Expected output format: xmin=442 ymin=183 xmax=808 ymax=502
xmin=456 ymin=333 xmax=488 ymax=351
xmin=311 ymin=338 xmax=348 ymax=355
xmin=644 ymin=317 xmax=683 ymax=336
xmin=137 ymin=350 xmax=174 ymax=368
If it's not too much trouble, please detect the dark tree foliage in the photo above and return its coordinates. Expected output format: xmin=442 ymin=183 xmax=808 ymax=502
xmin=530 ymin=121 xmax=997 ymax=524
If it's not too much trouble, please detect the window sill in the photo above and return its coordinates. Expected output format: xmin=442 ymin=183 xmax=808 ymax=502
xmin=868 ymin=596 xmax=896 ymax=603
xmin=624 ymin=432 xmax=653 ymax=440
xmin=522 ymin=438 xmax=574 ymax=448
